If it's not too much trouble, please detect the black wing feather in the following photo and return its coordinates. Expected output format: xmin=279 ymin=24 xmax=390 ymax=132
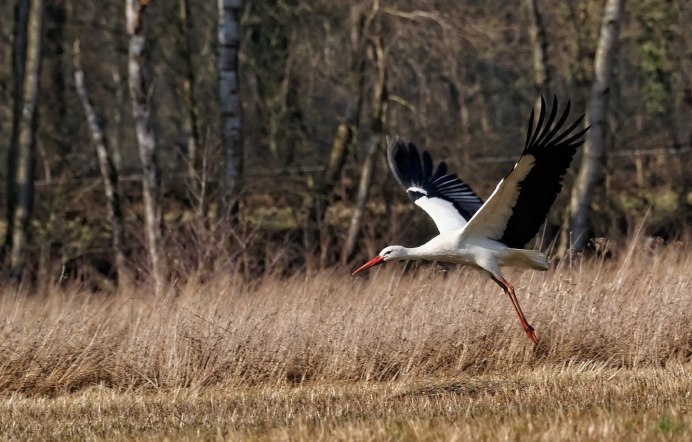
xmin=498 ymin=95 xmax=589 ymax=248
xmin=387 ymin=140 xmax=483 ymax=221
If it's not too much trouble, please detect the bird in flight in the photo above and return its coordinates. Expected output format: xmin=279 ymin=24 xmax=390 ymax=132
xmin=352 ymin=96 xmax=589 ymax=344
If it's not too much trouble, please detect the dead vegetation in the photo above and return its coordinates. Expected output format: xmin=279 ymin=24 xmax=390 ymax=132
xmin=2 ymin=365 xmax=691 ymax=440
xmin=0 ymin=236 xmax=690 ymax=439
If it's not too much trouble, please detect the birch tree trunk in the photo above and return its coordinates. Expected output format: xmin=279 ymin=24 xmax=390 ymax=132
xmin=111 ymin=70 xmax=124 ymax=172
xmin=526 ymin=0 xmax=551 ymax=99
xmin=217 ymin=0 xmax=243 ymax=220
xmin=569 ymin=0 xmax=624 ymax=251
xmin=178 ymin=0 xmax=201 ymax=183
xmin=8 ymin=0 xmax=43 ymax=280
xmin=73 ymin=41 xmax=129 ymax=287
xmin=342 ymin=35 xmax=387 ymax=264
xmin=126 ymin=0 xmax=163 ymax=292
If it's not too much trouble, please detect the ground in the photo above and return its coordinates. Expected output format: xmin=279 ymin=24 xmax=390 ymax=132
xmin=3 ymin=368 xmax=690 ymax=440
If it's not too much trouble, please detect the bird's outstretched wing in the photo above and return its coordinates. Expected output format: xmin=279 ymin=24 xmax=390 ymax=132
xmin=387 ymin=140 xmax=484 ymax=233
xmin=463 ymin=96 xmax=589 ymax=248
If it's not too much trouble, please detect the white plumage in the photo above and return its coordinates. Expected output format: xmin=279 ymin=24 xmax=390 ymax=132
xmin=413 ymin=194 xmax=469 ymax=232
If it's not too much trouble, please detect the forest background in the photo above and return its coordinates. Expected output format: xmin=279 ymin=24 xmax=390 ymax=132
xmin=0 ymin=0 xmax=690 ymax=288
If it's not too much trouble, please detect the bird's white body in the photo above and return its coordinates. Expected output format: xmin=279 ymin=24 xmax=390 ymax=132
xmin=382 ymin=232 xmax=548 ymax=276
xmin=353 ymin=97 xmax=588 ymax=344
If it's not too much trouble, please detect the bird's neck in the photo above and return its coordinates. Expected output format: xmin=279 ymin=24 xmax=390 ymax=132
xmin=402 ymin=235 xmax=455 ymax=261
xmin=402 ymin=243 xmax=441 ymax=260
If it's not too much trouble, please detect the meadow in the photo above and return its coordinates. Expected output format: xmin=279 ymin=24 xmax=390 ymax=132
xmin=1 ymin=236 xmax=690 ymax=440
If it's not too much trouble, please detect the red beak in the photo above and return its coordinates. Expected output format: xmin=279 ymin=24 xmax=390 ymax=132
xmin=351 ymin=256 xmax=385 ymax=276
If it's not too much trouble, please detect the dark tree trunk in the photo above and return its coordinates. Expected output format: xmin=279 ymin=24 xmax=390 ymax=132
xmin=44 ymin=0 xmax=70 ymax=161
xmin=217 ymin=0 xmax=243 ymax=220
xmin=8 ymin=0 xmax=43 ymax=280
xmin=3 ymin=0 xmax=30 ymax=262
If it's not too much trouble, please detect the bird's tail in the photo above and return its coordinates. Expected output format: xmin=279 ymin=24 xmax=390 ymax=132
xmin=506 ymin=248 xmax=549 ymax=271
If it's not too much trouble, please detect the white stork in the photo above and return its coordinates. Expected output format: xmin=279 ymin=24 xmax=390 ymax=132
xmin=352 ymin=96 xmax=589 ymax=344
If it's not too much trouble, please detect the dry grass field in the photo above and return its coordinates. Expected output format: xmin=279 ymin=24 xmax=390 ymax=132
xmin=1 ymin=236 xmax=691 ymax=440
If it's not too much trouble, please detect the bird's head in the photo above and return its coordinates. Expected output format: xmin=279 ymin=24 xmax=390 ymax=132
xmin=351 ymin=245 xmax=407 ymax=275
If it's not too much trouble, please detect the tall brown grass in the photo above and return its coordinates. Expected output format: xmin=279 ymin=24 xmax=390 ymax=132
xmin=0 ymin=237 xmax=690 ymax=396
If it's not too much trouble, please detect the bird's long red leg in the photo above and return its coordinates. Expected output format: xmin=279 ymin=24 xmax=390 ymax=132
xmin=491 ymin=275 xmax=538 ymax=345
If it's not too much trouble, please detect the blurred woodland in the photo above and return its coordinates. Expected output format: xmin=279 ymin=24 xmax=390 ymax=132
xmin=0 ymin=0 xmax=690 ymax=288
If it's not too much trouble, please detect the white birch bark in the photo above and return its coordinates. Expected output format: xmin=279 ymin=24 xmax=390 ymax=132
xmin=126 ymin=0 xmax=163 ymax=291
xmin=179 ymin=0 xmax=200 ymax=182
xmin=570 ymin=0 xmax=624 ymax=251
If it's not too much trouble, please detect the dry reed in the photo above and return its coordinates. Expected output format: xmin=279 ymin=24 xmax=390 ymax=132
xmin=0 ymin=238 xmax=689 ymax=396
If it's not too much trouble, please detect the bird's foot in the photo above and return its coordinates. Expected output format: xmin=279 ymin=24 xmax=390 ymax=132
xmin=524 ymin=325 xmax=538 ymax=345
